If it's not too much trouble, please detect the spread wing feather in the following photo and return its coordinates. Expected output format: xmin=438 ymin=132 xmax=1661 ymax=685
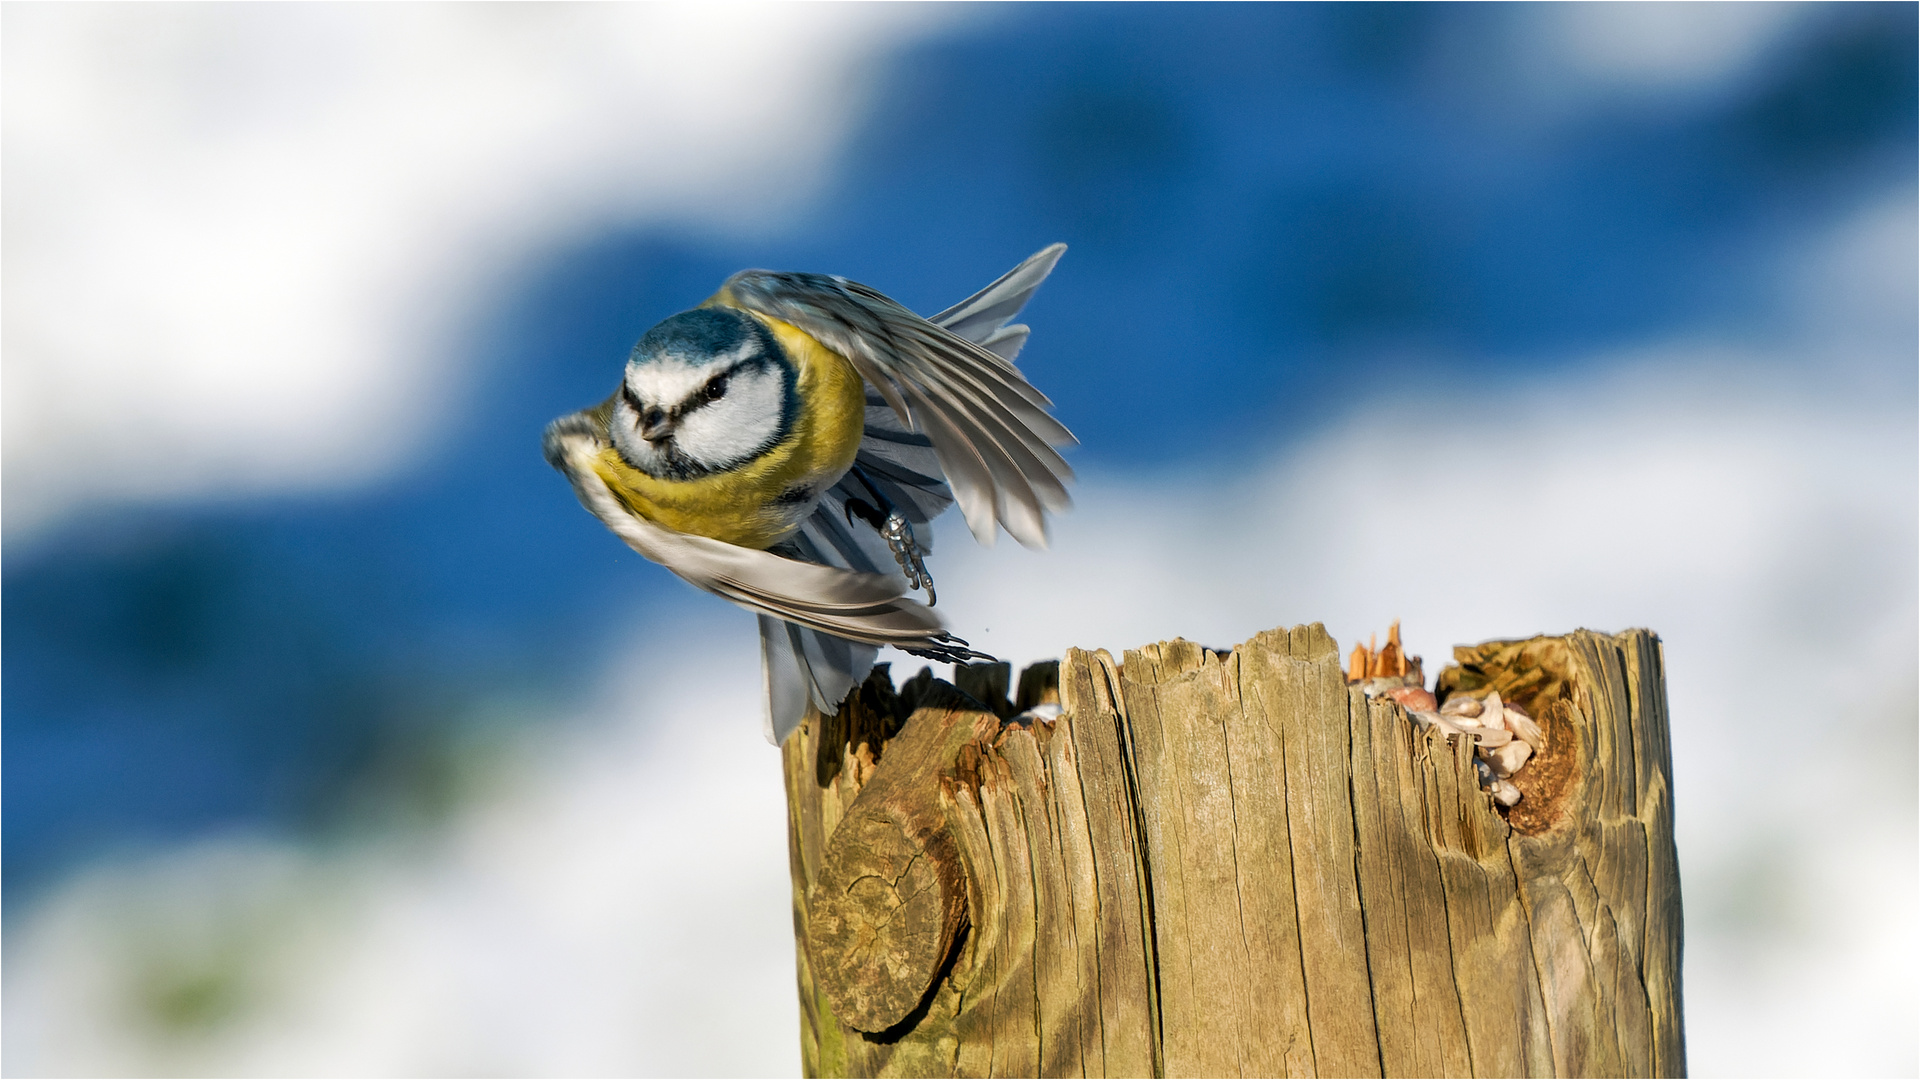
xmin=785 ymin=505 xmax=883 ymax=575
xmin=929 ymin=243 xmax=1065 ymax=348
xmin=977 ymin=325 xmax=1029 ymax=362
xmin=723 ymin=244 xmax=1075 ymax=548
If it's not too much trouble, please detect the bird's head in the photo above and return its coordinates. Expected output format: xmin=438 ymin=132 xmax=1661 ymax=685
xmin=610 ymin=308 xmax=796 ymax=480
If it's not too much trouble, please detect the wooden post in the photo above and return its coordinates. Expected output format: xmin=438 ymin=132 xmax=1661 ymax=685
xmin=782 ymin=624 xmax=1684 ymax=1078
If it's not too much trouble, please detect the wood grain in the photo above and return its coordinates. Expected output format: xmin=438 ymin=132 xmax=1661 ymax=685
xmin=785 ymin=629 xmax=1683 ymax=1077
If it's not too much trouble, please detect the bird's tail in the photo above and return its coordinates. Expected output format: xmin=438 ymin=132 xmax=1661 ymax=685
xmin=759 ymin=614 xmax=878 ymax=745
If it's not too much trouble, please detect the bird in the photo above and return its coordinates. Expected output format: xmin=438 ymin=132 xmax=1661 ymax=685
xmin=544 ymin=244 xmax=1075 ymax=743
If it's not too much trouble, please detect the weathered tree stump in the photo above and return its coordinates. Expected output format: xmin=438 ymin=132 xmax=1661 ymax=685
xmin=782 ymin=624 xmax=1684 ymax=1077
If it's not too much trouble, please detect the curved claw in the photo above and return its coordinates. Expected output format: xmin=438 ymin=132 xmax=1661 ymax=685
xmin=901 ymin=632 xmax=996 ymax=666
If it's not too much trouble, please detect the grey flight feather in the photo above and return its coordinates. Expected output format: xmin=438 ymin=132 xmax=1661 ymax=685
xmin=928 ymin=241 xmax=1064 ymax=355
xmin=723 ymin=243 xmax=1076 ymax=549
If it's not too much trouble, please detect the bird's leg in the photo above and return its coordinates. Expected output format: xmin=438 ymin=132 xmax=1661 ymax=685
xmin=881 ymin=514 xmax=935 ymax=606
xmin=843 ymin=467 xmax=937 ymax=605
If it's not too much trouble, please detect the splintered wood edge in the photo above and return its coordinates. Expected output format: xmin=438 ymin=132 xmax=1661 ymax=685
xmin=1435 ymin=634 xmax=1589 ymax=835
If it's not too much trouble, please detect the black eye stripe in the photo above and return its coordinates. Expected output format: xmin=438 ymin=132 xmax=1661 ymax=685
xmin=683 ymin=364 xmax=749 ymax=412
xmin=624 ymin=365 xmax=743 ymax=424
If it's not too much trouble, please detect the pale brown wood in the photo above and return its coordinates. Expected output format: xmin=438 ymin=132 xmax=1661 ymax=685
xmin=783 ymin=626 xmax=1684 ymax=1077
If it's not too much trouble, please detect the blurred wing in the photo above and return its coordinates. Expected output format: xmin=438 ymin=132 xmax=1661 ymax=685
xmin=722 ymin=244 xmax=1076 ymax=549
xmin=543 ymin=412 xmax=954 ymax=651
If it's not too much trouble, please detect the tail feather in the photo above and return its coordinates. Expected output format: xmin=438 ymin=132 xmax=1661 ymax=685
xmin=760 ymin=613 xmax=877 ymax=744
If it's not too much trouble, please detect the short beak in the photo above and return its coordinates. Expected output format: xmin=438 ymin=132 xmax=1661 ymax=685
xmin=640 ymin=412 xmax=674 ymax=443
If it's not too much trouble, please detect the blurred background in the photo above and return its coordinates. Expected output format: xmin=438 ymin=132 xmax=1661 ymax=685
xmin=4 ymin=3 xmax=1913 ymax=1075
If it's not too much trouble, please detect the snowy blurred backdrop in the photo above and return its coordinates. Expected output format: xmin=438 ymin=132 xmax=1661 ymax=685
xmin=4 ymin=3 xmax=1913 ymax=1076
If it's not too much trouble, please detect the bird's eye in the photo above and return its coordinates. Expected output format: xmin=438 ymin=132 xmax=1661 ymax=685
xmin=698 ymin=374 xmax=729 ymax=405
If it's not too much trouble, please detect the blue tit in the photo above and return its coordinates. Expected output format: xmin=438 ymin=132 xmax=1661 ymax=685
xmin=545 ymin=244 xmax=1075 ymax=742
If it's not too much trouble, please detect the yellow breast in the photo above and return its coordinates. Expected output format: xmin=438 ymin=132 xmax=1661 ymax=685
xmin=590 ymin=312 xmax=867 ymax=550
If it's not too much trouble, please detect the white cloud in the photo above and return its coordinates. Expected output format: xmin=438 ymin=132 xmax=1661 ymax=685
xmin=2 ymin=3 xmax=963 ymax=537
xmin=1789 ymin=194 xmax=1920 ymax=354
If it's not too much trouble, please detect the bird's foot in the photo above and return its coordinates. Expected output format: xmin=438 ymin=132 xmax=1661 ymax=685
xmin=879 ymin=511 xmax=936 ymax=606
xmin=902 ymin=632 xmax=995 ymax=666
xmin=844 ymin=476 xmax=938 ymax=606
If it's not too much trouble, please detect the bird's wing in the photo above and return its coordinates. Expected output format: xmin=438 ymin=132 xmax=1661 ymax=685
xmin=721 ymin=244 xmax=1075 ymax=549
xmin=928 ymin=241 xmax=1065 ymax=362
xmin=792 ymin=243 xmax=1067 ymax=570
xmin=543 ymin=411 xmax=962 ymax=652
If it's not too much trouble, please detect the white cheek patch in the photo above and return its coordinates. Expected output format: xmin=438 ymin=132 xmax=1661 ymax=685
xmin=674 ymin=364 xmax=787 ymax=469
